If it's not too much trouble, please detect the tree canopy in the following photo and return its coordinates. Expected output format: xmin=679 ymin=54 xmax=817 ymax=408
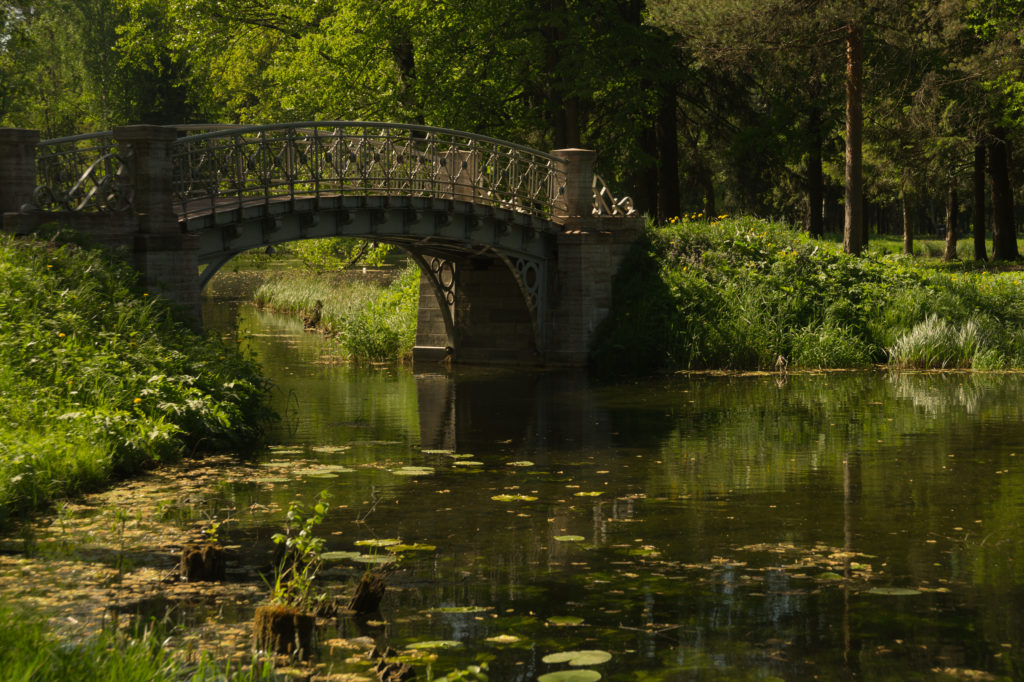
xmin=3 ymin=0 xmax=1024 ymax=256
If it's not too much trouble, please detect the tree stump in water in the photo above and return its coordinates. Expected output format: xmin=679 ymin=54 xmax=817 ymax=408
xmin=180 ymin=543 xmax=226 ymax=582
xmin=253 ymin=604 xmax=316 ymax=656
xmin=348 ymin=569 xmax=387 ymax=614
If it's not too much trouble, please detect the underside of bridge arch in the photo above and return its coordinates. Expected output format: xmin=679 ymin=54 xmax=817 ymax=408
xmin=190 ymin=196 xmax=553 ymax=365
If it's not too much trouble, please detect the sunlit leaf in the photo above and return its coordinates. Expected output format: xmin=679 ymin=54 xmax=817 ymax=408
xmin=492 ymin=494 xmax=538 ymax=502
xmin=538 ymin=671 xmax=601 ymax=682
xmin=866 ymin=587 xmax=921 ymax=596
xmin=573 ymin=492 xmax=603 ymax=497
xmin=542 ymin=650 xmax=612 ymax=666
xmin=392 ymin=466 xmax=435 ymax=476
xmin=355 ymin=538 xmax=401 ymax=547
xmin=486 ymin=634 xmax=522 ymax=644
xmin=321 ymin=551 xmax=362 ymax=561
xmin=508 ymin=461 xmax=535 ymax=467
xmin=407 ymin=640 xmax=463 ymax=650
xmin=547 ymin=616 xmax=584 ymax=626
xmin=554 ymin=535 xmax=585 ymax=542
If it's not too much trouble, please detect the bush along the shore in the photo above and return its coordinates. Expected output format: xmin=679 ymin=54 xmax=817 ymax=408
xmin=0 ymin=235 xmax=273 ymax=526
xmin=254 ymin=260 xmax=419 ymax=362
xmin=591 ymin=216 xmax=1024 ymax=374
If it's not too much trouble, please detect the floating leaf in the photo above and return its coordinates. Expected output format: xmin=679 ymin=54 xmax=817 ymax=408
xmin=508 ymin=461 xmax=535 ymax=467
xmin=573 ymin=492 xmax=604 ymax=497
xmin=538 ymin=671 xmax=601 ymax=682
xmin=430 ymin=606 xmax=491 ymax=614
xmin=407 ymin=640 xmax=463 ymax=650
xmin=542 ymin=650 xmax=612 ymax=666
xmin=486 ymin=634 xmax=521 ymax=644
xmin=492 ymin=494 xmax=538 ymax=502
xmin=422 ymin=449 xmax=453 ymax=454
xmin=321 ymin=551 xmax=362 ymax=562
xmin=816 ymin=571 xmax=843 ymax=581
xmin=866 ymin=587 xmax=921 ymax=596
xmin=547 ymin=616 xmax=584 ymax=626
xmin=390 ymin=543 xmax=436 ymax=553
xmin=257 ymin=477 xmax=290 ymax=484
xmin=449 ymin=454 xmax=476 ymax=459
xmin=392 ymin=466 xmax=434 ymax=477
xmin=355 ymin=538 xmax=401 ymax=547
xmin=352 ymin=555 xmax=396 ymax=565
xmin=310 ymin=445 xmax=351 ymax=453
xmin=554 ymin=535 xmax=585 ymax=542
xmin=453 ymin=460 xmax=484 ymax=467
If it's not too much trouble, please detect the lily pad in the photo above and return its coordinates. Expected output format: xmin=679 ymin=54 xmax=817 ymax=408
xmin=865 ymin=587 xmax=921 ymax=596
xmin=492 ymin=494 xmax=538 ymax=502
xmin=355 ymin=538 xmax=401 ymax=547
xmin=485 ymin=634 xmax=522 ymax=644
xmin=573 ymin=491 xmax=604 ymax=497
xmin=453 ymin=460 xmax=484 ymax=467
xmin=310 ymin=445 xmax=351 ymax=453
xmin=547 ymin=615 xmax=584 ymax=626
xmin=392 ymin=466 xmax=435 ymax=477
xmin=390 ymin=543 xmax=436 ymax=553
xmin=538 ymin=671 xmax=602 ymax=682
xmin=554 ymin=535 xmax=586 ymax=542
xmin=542 ymin=650 xmax=612 ymax=666
xmin=321 ymin=551 xmax=363 ymax=562
xmin=407 ymin=640 xmax=463 ymax=650
xmin=508 ymin=461 xmax=535 ymax=467
xmin=352 ymin=555 xmax=396 ymax=565
xmin=429 ymin=606 xmax=491 ymax=614
xmin=448 ymin=453 xmax=476 ymax=459
xmin=422 ymin=449 xmax=453 ymax=454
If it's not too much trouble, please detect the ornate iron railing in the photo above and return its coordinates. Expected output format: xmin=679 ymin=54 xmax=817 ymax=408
xmin=171 ymin=122 xmax=569 ymax=223
xmin=593 ymin=174 xmax=636 ymax=217
xmin=33 ymin=131 xmax=133 ymax=212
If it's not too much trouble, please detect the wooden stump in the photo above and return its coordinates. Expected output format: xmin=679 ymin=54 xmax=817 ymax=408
xmin=348 ymin=569 xmax=387 ymax=614
xmin=253 ymin=604 xmax=316 ymax=656
xmin=180 ymin=543 xmax=226 ymax=582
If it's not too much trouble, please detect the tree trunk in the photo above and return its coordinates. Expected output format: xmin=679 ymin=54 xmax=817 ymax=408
xmin=843 ymin=23 xmax=864 ymax=255
xmin=989 ymin=134 xmax=1018 ymax=260
xmin=902 ymin=194 xmax=913 ymax=255
xmin=943 ymin=187 xmax=958 ymax=262
xmin=807 ymin=105 xmax=824 ymax=238
xmin=973 ymin=144 xmax=988 ymax=261
xmin=656 ymin=83 xmax=680 ymax=223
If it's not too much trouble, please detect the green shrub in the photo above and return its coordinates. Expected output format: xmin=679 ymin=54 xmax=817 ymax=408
xmin=0 ymin=235 xmax=273 ymax=525
xmin=591 ymin=216 xmax=1024 ymax=373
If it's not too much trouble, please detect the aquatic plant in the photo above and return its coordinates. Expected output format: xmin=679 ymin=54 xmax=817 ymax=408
xmin=266 ymin=490 xmax=331 ymax=609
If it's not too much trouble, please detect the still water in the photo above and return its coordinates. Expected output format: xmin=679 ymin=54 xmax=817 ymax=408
xmin=210 ymin=298 xmax=1024 ymax=680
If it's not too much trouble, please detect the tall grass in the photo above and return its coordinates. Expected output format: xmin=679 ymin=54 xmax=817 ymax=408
xmin=591 ymin=216 xmax=1024 ymax=374
xmin=254 ymin=261 xmax=419 ymax=362
xmin=0 ymin=235 xmax=273 ymax=526
xmin=0 ymin=604 xmax=276 ymax=681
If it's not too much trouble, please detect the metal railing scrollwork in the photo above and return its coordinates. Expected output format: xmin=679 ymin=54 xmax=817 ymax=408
xmin=171 ymin=122 xmax=569 ymax=225
xmin=32 ymin=132 xmax=133 ymax=212
xmin=593 ymin=174 xmax=636 ymax=217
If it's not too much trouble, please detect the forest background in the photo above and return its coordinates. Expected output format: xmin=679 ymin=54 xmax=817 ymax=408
xmin=5 ymin=0 xmax=1024 ymax=257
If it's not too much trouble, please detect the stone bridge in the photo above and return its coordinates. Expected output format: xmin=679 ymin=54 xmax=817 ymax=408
xmin=0 ymin=123 xmax=641 ymax=366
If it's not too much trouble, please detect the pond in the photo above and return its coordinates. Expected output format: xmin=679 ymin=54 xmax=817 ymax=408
xmin=6 ymin=287 xmax=1024 ymax=681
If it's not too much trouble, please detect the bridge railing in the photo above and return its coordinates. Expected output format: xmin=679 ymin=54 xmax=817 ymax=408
xmin=31 ymin=131 xmax=133 ymax=212
xmin=171 ymin=122 xmax=569 ymax=224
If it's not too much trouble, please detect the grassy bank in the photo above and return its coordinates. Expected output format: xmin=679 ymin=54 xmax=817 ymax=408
xmin=253 ymin=260 xmax=419 ymax=362
xmin=0 ymin=234 xmax=272 ymax=526
xmin=592 ymin=216 xmax=1024 ymax=374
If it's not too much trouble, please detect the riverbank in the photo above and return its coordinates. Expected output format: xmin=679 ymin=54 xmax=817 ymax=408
xmin=252 ymin=261 xmax=419 ymax=362
xmin=0 ymin=234 xmax=273 ymax=528
xmin=591 ymin=216 xmax=1024 ymax=375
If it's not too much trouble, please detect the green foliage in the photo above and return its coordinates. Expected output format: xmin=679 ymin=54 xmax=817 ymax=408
xmin=289 ymin=238 xmax=394 ymax=274
xmin=267 ymin=490 xmax=330 ymax=610
xmin=255 ymin=261 xmax=420 ymax=362
xmin=591 ymin=217 xmax=1024 ymax=374
xmin=0 ymin=235 xmax=272 ymax=526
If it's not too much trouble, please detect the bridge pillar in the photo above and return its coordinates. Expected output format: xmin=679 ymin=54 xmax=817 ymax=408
xmin=547 ymin=148 xmax=643 ymax=366
xmin=113 ymin=125 xmax=201 ymax=323
xmin=0 ymin=128 xmax=40 ymax=219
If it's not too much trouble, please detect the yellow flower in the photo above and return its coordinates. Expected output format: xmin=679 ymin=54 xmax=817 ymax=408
xmin=58 ymin=332 xmax=65 ymax=338
xmin=133 ymin=398 xmax=142 ymax=404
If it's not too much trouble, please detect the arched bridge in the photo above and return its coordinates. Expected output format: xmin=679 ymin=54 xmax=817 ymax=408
xmin=0 ymin=123 xmax=642 ymax=366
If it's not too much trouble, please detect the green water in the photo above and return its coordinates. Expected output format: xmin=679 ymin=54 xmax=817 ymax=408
xmin=215 ymin=303 xmax=1024 ymax=680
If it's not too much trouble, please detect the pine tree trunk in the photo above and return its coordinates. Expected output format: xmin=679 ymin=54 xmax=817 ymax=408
xmin=989 ymin=134 xmax=1018 ymax=260
xmin=943 ymin=187 xmax=958 ymax=261
xmin=843 ymin=23 xmax=864 ymax=255
xmin=973 ymin=145 xmax=988 ymax=261
xmin=902 ymin=195 xmax=913 ymax=255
